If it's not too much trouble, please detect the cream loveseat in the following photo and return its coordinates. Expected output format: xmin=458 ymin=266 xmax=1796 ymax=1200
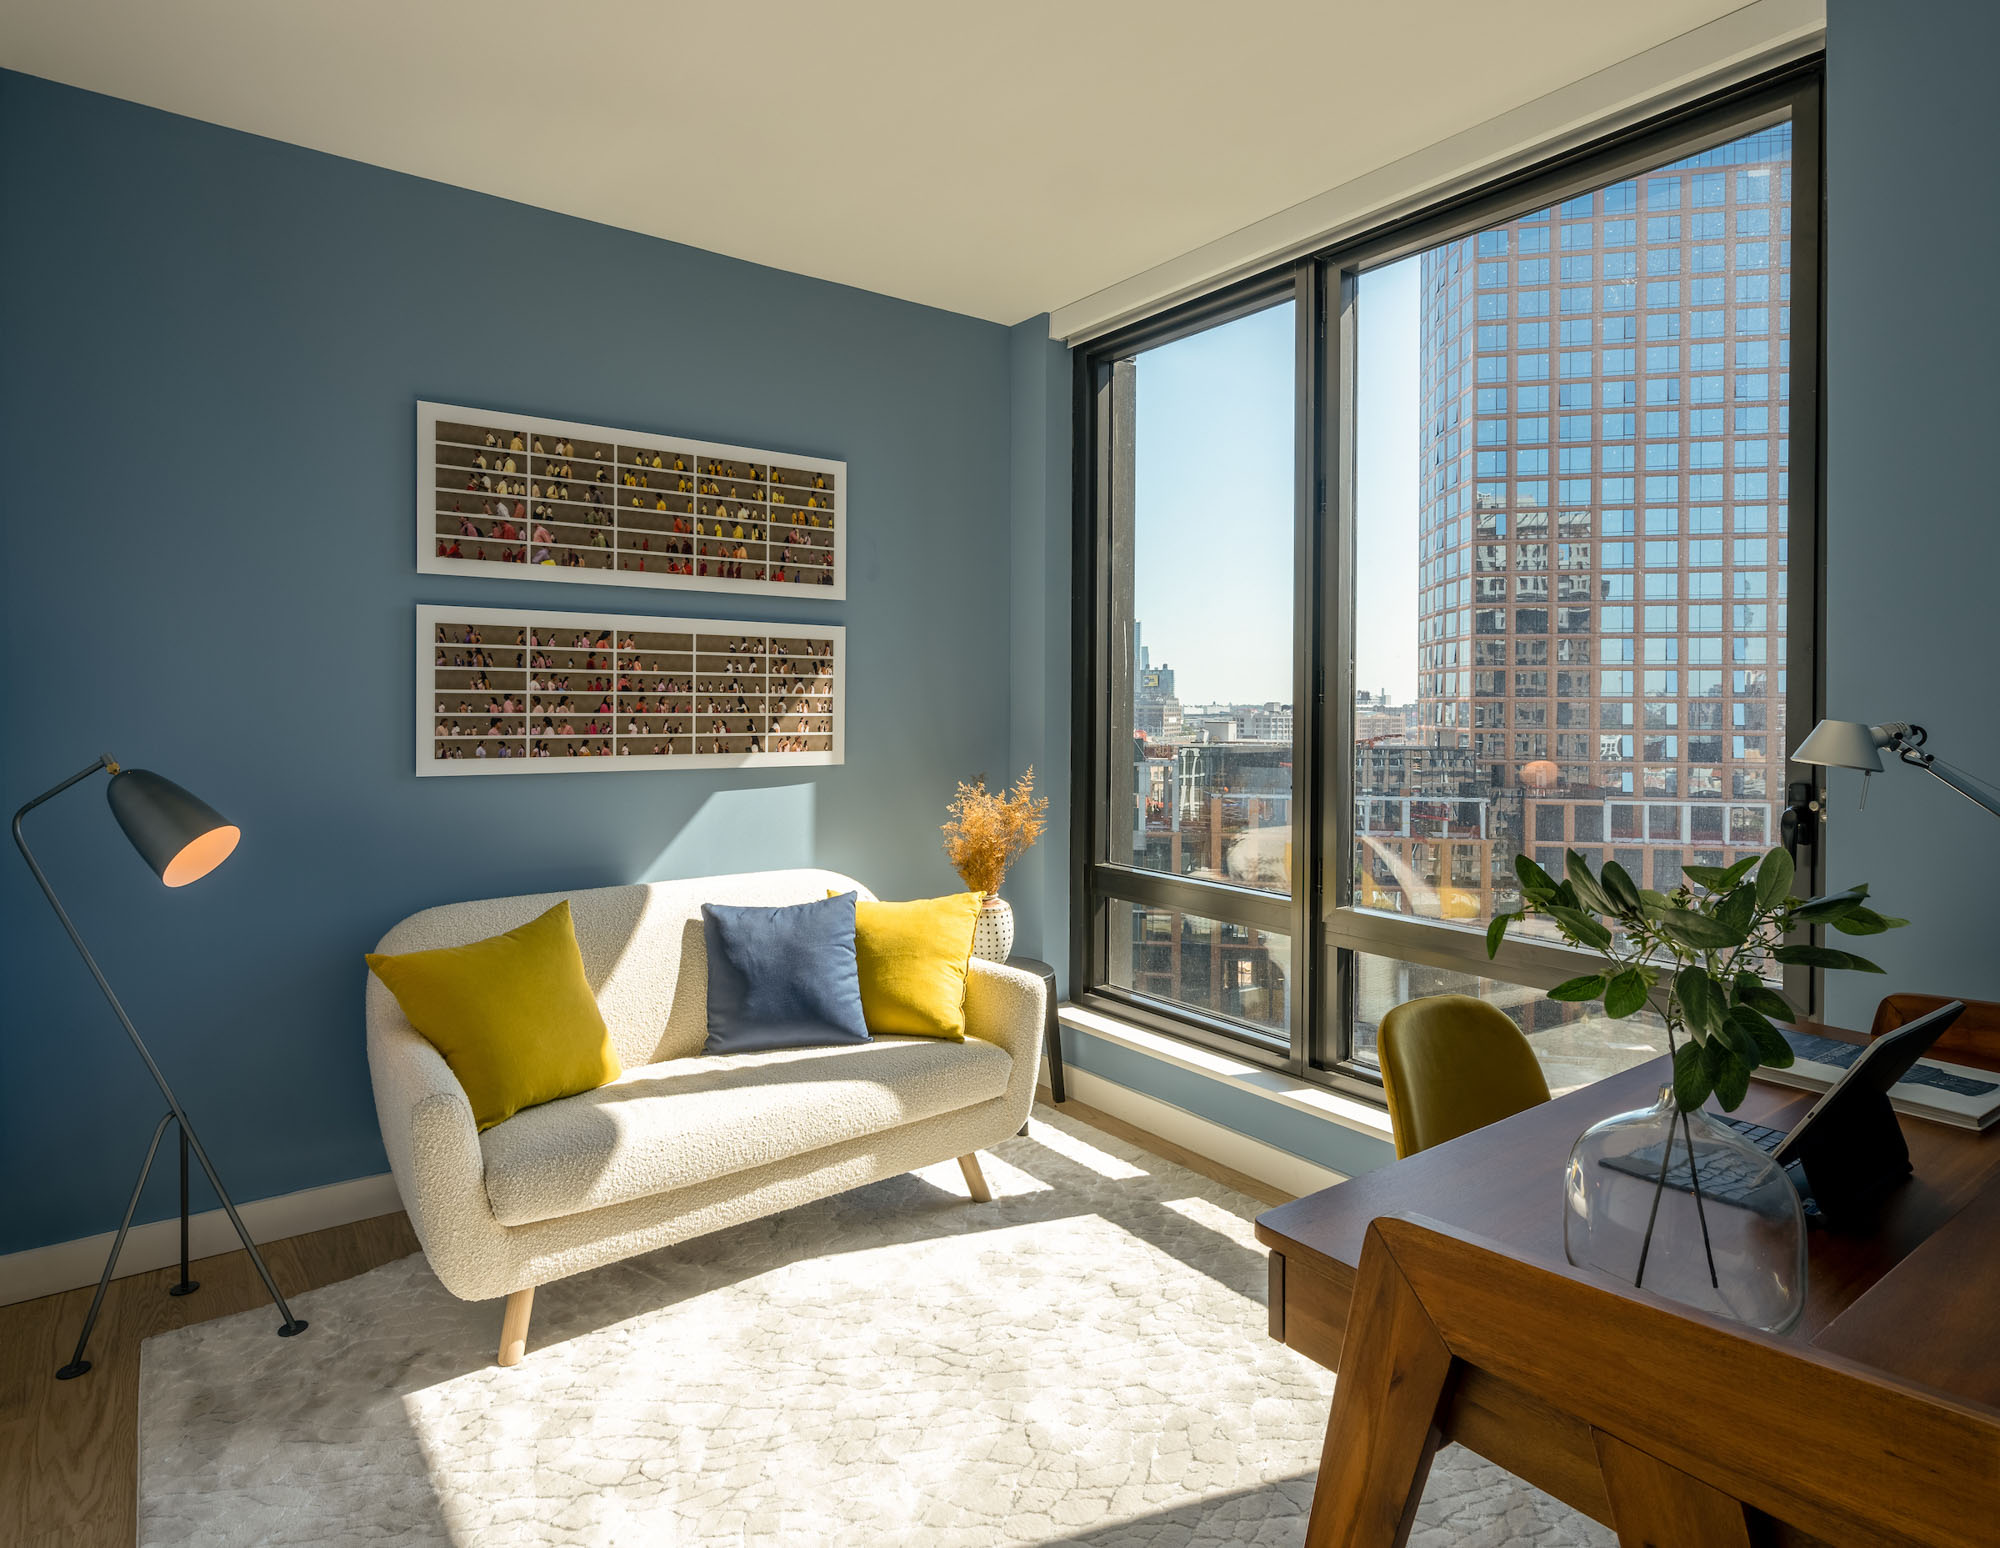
xmin=365 ymin=869 xmax=1047 ymax=1365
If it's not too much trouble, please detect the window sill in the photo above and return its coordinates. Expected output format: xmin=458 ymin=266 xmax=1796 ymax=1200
xmin=1057 ymin=1002 xmax=1394 ymax=1145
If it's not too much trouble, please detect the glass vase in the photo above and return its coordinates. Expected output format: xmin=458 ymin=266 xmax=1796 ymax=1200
xmin=1563 ymin=1069 xmax=1807 ymax=1334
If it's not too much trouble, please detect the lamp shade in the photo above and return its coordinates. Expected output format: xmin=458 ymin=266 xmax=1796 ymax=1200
xmin=1794 ymin=719 xmax=1885 ymax=773
xmin=105 ymin=768 xmax=239 ymax=887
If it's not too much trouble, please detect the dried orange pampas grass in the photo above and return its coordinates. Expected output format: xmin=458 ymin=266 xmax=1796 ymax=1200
xmin=942 ymin=768 xmax=1048 ymax=897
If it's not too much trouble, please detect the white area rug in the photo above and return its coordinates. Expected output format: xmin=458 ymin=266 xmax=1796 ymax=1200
xmin=139 ymin=1107 xmax=1611 ymax=1547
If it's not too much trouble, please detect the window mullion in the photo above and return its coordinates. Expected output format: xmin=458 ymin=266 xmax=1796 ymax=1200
xmin=1323 ymin=906 xmax=1614 ymax=994
xmin=1091 ymin=864 xmax=1292 ymax=936
xmin=1289 ymin=258 xmax=1323 ymax=1076
xmin=1322 ymin=265 xmax=1361 ymax=1065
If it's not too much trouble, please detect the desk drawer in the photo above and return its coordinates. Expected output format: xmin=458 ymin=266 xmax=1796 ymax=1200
xmin=1266 ymin=1248 xmax=1352 ymax=1372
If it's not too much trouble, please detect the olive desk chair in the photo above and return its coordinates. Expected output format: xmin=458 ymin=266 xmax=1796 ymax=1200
xmin=1375 ymin=993 xmax=1552 ymax=1159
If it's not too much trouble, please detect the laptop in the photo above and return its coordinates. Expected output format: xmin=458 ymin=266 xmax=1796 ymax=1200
xmin=1607 ymin=1000 xmax=1967 ymax=1220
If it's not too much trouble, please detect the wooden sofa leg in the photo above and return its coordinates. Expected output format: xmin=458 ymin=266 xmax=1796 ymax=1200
xmin=498 ymin=1286 xmax=534 ymax=1367
xmin=958 ymin=1153 xmax=992 ymax=1203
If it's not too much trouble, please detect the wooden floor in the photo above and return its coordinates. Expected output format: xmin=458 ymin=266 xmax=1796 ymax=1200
xmin=0 ymin=1093 xmax=1290 ymax=1546
xmin=0 ymin=1211 xmax=422 ymax=1548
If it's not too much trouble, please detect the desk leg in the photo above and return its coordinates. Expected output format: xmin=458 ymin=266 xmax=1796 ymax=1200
xmin=1303 ymin=1249 xmax=1453 ymax=1548
xmin=1591 ymin=1432 xmax=1753 ymax=1548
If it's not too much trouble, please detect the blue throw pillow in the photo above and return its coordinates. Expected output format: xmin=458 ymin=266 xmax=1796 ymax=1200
xmin=701 ymin=892 xmax=871 ymax=1055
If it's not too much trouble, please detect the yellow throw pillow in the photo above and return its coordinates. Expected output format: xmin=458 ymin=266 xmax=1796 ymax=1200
xmin=839 ymin=891 xmax=983 ymax=1040
xmin=365 ymin=900 xmax=621 ymax=1130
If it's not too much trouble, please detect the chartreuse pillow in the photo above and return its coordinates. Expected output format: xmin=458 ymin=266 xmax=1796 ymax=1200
xmin=839 ymin=890 xmax=983 ymax=1040
xmin=365 ymin=900 xmax=621 ymax=1130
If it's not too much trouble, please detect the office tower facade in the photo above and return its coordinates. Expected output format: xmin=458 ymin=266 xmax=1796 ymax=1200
xmin=1382 ymin=124 xmax=1794 ymax=917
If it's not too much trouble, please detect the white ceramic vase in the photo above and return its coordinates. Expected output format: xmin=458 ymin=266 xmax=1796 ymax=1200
xmin=972 ymin=895 xmax=1015 ymax=962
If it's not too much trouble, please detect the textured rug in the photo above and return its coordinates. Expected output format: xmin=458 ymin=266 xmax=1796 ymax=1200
xmin=139 ymin=1107 xmax=1611 ymax=1547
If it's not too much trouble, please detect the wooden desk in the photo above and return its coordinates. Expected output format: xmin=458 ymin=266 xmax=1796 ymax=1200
xmin=1814 ymin=1169 xmax=2000 ymax=1409
xmin=1254 ymin=1025 xmax=2000 ymax=1527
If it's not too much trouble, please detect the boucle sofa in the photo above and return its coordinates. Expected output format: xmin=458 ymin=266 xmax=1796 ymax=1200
xmin=365 ymin=869 xmax=1046 ymax=1365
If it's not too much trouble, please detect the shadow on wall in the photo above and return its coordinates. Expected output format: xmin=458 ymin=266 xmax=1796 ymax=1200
xmin=637 ymin=783 xmax=817 ymax=882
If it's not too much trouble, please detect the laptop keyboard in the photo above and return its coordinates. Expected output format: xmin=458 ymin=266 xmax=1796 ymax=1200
xmin=1601 ymin=1116 xmax=1820 ymax=1219
xmin=1714 ymin=1114 xmax=1788 ymax=1153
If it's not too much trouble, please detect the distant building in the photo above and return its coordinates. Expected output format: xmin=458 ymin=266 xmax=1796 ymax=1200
xmin=1134 ymin=628 xmax=1183 ymax=738
xmin=1116 ymin=629 xmax=1297 ymax=1025
xmin=1235 ymin=703 xmax=1291 ymax=742
xmin=1136 ymin=695 xmax=1183 ymax=739
xmin=1356 ymin=690 xmax=1415 ymax=745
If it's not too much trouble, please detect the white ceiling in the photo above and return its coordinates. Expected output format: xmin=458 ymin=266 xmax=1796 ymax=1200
xmin=2 ymin=1 xmax=1769 ymax=325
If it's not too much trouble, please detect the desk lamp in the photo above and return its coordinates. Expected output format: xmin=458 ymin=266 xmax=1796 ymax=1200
xmin=1795 ymin=720 xmax=2000 ymax=820
xmin=12 ymin=756 xmax=306 ymax=1379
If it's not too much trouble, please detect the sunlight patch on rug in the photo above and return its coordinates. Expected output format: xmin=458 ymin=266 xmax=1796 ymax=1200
xmin=139 ymin=1106 xmax=1610 ymax=1547
xmin=1019 ymin=1115 xmax=1150 ymax=1180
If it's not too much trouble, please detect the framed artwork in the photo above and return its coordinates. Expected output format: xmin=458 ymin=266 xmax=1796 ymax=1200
xmin=418 ymin=401 xmax=845 ymax=600
xmin=417 ymin=604 xmax=843 ymax=775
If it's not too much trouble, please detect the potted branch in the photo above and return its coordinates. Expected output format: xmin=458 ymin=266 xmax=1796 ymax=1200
xmin=942 ymin=769 xmax=1049 ymax=961
xmin=1487 ymin=845 xmax=1906 ymax=1332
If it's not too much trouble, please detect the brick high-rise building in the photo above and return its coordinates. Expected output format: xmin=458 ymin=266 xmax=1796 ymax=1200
xmin=1376 ymin=124 xmax=1793 ymax=912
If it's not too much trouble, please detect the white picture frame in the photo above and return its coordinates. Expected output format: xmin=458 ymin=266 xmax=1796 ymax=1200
xmin=417 ymin=604 xmax=844 ymax=776
xmin=417 ymin=401 xmax=846 ymax=600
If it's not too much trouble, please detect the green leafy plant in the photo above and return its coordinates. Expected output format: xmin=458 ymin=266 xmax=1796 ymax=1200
xmin=1486 ymin=846 xmax=1906 ymax=1112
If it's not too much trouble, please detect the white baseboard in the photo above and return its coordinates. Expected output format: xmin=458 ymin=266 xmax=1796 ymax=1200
xmin=1051 ymin=1063 xmax=1347 ymax=1200
xmin=0 ymin=1171 xmax=404 ymax=1309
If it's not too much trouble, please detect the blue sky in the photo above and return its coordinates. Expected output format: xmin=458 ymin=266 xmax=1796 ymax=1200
xmin=1353 ymin=257 xmax=1422 ymax=704
xmin=1132 ymin=258 xmax=1420 ymax=706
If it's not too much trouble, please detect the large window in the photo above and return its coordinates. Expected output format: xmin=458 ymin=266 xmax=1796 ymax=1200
xmin=1093 ymin=298 xmax=1304 ymax=1047
xmin=1115 ymin=304 xmax=1296 ymax=899
xmin=1075 ymin=67 xmax=1821 ymax=1096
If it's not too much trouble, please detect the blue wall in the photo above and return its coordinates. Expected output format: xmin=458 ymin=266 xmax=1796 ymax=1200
xmin=0 ymin=71 xmax=1026 ymax=1256
xmin=1820 ymin=0 xmax=2000 ymax=1024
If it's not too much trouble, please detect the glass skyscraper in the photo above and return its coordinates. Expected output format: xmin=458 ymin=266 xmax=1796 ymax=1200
xmin=1380 ymin=124 xmax=1794 ymax=921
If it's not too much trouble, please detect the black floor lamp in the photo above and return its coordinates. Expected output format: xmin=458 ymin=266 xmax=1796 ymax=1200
xmin=12 ymin=755 xmax=306 ymax=1379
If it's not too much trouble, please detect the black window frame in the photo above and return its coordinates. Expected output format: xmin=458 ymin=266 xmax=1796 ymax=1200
xmin=1071 ymin=59 xmax=1825 ymax=1098
xmin=1068 ymin=266 xmax=1319 ymax=1068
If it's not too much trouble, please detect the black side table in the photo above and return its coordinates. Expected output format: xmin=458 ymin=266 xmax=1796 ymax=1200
xmin=1003 ymin=957 xmax=1065 ymax=1127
